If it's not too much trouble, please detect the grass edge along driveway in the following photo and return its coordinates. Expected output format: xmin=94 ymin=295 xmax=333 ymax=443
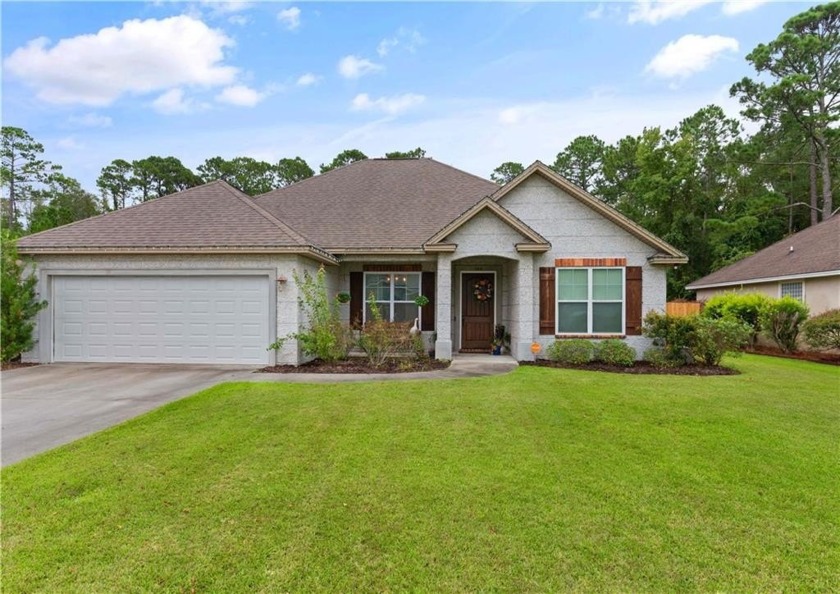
xmin=3 ymin=355 xmax=838 ymax=592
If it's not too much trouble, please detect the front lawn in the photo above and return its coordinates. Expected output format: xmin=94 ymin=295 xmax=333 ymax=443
xmin=3 ymin=355 xmax=838 ymax=592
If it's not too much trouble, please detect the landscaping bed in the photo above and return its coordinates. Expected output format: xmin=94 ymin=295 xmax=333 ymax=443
xmin=746 ymin=345 xmax=840 ymax=365
xmin=525 ymin=359 xmax=738 ymax=375
xmin=260 ymin=357 xmax=450 ymax=374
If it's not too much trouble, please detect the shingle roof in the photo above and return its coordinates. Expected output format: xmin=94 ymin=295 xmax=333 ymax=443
xmin=687 ymin=215 xmax=840 ymax=289
xmin=17 ymin=180 xmax=317 ymax=251
xmin=254 ymin=158 xmax=499 ymax=250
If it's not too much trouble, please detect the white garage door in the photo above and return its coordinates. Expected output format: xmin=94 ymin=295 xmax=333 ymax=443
xmin=53 ymin=275 xmax=271 ymax=365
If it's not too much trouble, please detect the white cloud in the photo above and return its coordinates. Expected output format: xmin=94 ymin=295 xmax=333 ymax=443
xmin=645 ymin=34 xmax=739 ymax=79
xmin=351 ymin=93 xmax=425 ymax=115
xmin=56 ymin=136 xmax=84 ymax=150
xmin=628 ymin=0 xmax=767 ymax=23
xmin=721 ymin=0 xmax=769 ymax=15
xmin=296 ymin=73 xmax=321 ymax=87
xmin=152 ymin=88 xmax=200 ymax=114
xmin=628 ymin=0 xmax=714 ymax=24
xmin=215 ymin=84 xmax=266 ymax=107
xmin=337 ymin=55 xmax=383 ymax=79
xmin=3 ymin=16 xmax=237 ymax=106
xmin=376 ymin=27 xmax=426 ymax=57
xmin=203 ymin=1 xmax=253 ymax=14
xmin=67 ymin=113 xmax=112 ymax=128
xmin=228 ymin=14 xmax=250 ymax=26
xmin=584 ymin=4 xmax=605 ymax=20
xmin=278 ymin=6 xmax=301 ymax=30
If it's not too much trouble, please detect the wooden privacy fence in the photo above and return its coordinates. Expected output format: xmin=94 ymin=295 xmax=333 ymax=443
xmin=666 ymin=301 xmax=701 ymax=317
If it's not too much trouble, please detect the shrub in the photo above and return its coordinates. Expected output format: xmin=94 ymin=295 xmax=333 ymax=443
xmin=547 ymin=339 xmax=595 ymax=365
xmin=802 ymin=309 xmax=840 ymax=351
xmin=642 ymin=311 xmax=698 ymax=366
xmin=269 ymin=266 xmax=352 ymax=362
xmin=691 ymin=316 xmax=751 ymax=366
xmin=357 ymin=293 xmax=421 ymax=368
xmin=596 ymin=339 xmax=636 ymax=367
xmin=760 ymin=297 xmax=809 ymax=353
xmin=643 ymin=347 xmax=678 ymax=368
xmin=702 ymin=292 xmax=770 ymax=346
xmin=1 ymin=231 xmax=47 ymax=362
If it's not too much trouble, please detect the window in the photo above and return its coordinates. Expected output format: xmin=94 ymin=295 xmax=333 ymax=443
xmin=363 ymin=272 xmax=421 ymax=323
xmin=780 ymin=281 xmax=804 ymax=301
xmin=556 ymin=267 xmax=624 ymax=334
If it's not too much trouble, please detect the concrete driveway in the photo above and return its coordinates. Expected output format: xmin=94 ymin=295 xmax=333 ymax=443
xmin=1 ymin=363 xmax=256 ymax=467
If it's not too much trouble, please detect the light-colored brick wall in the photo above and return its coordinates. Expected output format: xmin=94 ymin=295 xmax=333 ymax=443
xmin=498 ymin=176 xmax=671 ymax=358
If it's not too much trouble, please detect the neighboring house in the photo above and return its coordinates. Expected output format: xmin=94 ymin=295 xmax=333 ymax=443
xmin=687 ymin=215 xmax=840 ymax=315
xmin=17 ymin=159 xmax=687 ymax=366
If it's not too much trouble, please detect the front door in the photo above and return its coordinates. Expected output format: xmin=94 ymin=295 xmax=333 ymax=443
xmin=461 ymin=273 xmax=495 ymax=352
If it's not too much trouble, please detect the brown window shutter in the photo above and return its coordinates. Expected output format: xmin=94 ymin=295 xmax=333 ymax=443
xmin=625 ymin=266 xmax=643 ymax=336
xmin=349 ymin=271 xmax=363 ymax=328
xmin=421 ymin=271 xmax=435 ymax=331
xmin=539 ymin=267 xmax=555 ymax=335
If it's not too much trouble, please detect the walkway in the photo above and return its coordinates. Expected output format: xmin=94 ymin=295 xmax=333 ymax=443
xmin=245 ymin=354 xmax=518 ymax=384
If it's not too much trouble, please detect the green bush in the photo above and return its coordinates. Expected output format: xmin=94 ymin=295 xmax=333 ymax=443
xmin=642 ymin=311 xmax=698 ymax=366
xmin=596 ymin=339 xmax=636 ymax=367
xmin=1 ymin=231 xmax=47 ymax=362
xmin=357 ymin=292 xmax=422 ymax=368
xmin=802 ymin=309 xmax=840 ymax=351
xmin=760 ymin=297 xmax=809 ymax=353
xmin=269 ymin=266 xmax=352 ymax=362
xmin=691 ymin=316 xmax=751 ymax=366
xmin=702 ymin=292 xmax=770 ymax=346
xmin=547 ymin=339 xmax=595 ymax=365
xmin=643 ymin=347 xmax=678 ymax=368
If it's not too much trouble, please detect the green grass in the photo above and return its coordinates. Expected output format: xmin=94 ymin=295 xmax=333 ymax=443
xmin=3 ymin=355 xmax=838 ymax=592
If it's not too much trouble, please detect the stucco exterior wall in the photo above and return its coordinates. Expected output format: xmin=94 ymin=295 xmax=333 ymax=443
xmin=695 ymin=274 xmax=840 ymax=316
xmin=24 ymin=253 xmax=323 ymax=366
xmin=497 ymin=175 xmax=670 ymax=357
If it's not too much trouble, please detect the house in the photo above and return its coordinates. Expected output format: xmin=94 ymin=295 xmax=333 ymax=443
xmin=17 ymin=159 xmax=687 ymax=366
xmin=687 ymin=215 xmax=840 ymax=315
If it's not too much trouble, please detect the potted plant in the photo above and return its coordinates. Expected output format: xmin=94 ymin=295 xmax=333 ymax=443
xmin=335 ymin=291 xmax=351 ymax=304
xmin=492 ymin=324 xmax=507 ymax=355
xmin=414 ymin=294 xmax=429 ymax=307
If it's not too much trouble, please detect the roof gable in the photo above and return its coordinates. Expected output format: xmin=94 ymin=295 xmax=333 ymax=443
xmin=687 ymin=215 xmax=840 ymax=289
xmin=425 ymin=196 xmax=550 ymax=253
xmin=16 ymin=181 xmax=336 ymax=262
xmin=492 ymin=161 xmax=687 ymax=262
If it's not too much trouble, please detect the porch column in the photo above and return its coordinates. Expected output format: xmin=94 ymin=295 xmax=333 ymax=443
xmin=514 ymin=252 xmax=536 ymax=361
xmin=434 ymin=255 xmax=453 ymax=360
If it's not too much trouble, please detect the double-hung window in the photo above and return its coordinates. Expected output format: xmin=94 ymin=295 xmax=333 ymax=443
xmin=556 ymin=267 xmax=624 ymax=334
xmin=364 ymin=272 xmax=421 ymax=323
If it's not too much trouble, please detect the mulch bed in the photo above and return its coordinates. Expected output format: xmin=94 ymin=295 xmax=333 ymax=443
xmin=523 ymin=360 xmax=739 ymax=376
xmin=260 ymin=358 xmax=451 ymax=374
xmin=0 ymin=361 xmax=40 ymax=371
xmin=745 ymin=346 xmax=840 ymax=366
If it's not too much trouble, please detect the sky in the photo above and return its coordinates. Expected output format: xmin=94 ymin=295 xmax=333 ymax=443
xmin=1 ymin=0 xmax=814 ymax=192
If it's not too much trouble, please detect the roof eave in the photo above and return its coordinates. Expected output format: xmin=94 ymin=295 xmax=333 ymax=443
xmin=687 ymin=268 xmax=840 ymax=290
xmin=18 ymin=245 xmax=339 ymax=265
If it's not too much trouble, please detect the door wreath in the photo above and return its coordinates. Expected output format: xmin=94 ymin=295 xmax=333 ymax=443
xmin=473 ymin=277 xmax=494 ymax=301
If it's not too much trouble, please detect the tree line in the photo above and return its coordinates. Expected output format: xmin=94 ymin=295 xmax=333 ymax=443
xmin=1 ymin=2 xmax=838 ymax=298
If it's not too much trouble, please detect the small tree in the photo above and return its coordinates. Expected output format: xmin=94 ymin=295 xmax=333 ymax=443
xmin=1 ymin=230 xmax=47 ymax=362
xmin=269 ymin=266 xmax=351 ymax=363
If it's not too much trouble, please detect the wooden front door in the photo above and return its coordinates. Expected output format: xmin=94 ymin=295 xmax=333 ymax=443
xmin=461 ymin=273 xmax=495 ymax=351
